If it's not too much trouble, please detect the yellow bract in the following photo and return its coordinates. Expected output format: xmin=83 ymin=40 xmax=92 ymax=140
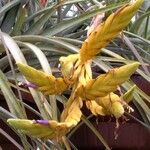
xmin=17 ymin=63 xmax=68 ymax=95
xmin=79 ymin=0 xmax=144 ymax=63
xmin=77 ymin=62 xmax=139 ymax=100
xmin=62 ymin=97 xmax=82 ymax=126
xmin=59 ymin=54 xmax=79 ymax=80
xmin=86 ymin=100 xmax=106 ymax=116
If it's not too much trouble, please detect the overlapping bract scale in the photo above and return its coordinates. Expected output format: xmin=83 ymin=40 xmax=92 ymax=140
xmin=77 ymin=62 xmax=139 ymax=100
xmin=79 ymin=0 xmax=144 ymax=63
xmin=17 ymin=63 xmax=68 ymax=95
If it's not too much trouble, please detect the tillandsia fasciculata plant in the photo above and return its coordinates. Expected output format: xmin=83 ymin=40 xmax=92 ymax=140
xmin=7 ymin=0 xmax=143 ymax=142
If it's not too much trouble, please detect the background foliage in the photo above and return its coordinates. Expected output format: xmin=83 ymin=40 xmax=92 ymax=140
xmin=0 ymin=0 xmax=149 ymax=149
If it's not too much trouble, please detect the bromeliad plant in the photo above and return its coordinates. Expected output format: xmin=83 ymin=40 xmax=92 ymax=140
xmin=8 ymin=0 xmax=143 ymax=141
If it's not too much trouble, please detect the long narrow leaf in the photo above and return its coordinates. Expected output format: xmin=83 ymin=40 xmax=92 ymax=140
xmin=0 ymin=128 xmax=24 ymax=150
xmin=13 ymin=35 xmax=79 ymax=53
xmin=17 ymin=42 xmax=57 ymax=120
xmin=81 ymin=115 xmax=111 ymax=150
xmin=0 ymin=32 xmax=51 ymax=119
xmin=26 ymin=0 xmax=85 ymax=23
xmin=0 ymin=0 xmax=20 ymax=18
xmin=42 ymin=2 xmax=129 ymax=36
xmin=0 ymin=70 xmax=26 ymax=118
xmin=130 ymin=11 xmax=150 ymax=33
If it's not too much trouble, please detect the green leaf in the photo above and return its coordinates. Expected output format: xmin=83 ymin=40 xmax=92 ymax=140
xmin=0 ymin=0 xmax=20 ymax=18
xmin=0 ymin=70 xmax=26 ymax=118
xmin=13 ymin=35 xmax=79 ymax=53
xmin=25 ymin=0 xmax=85 ymax=23
xmin=0 ymin=32 xmax=51 ymax=119
xmin=102 ymin=49 xmax=150 ymax=83
xmin=11 ymin=6 xmax=28 ymax=35
xmin=42 ymin=2 xmax=128 ymax=36
xmin=123 ymin=85 xmax=136 ymax=103
xmin=24 ymin=5 xmax=56 ymax=34
xmin=124 ymin=31 xmax=150 ymax=45
xmin=130 ymin=11 xmax=150 ymax=33
xmin=1 ymin=5 xmax=19 ymax=33
xmin=81 ymin=115 xmax=111 ymax=150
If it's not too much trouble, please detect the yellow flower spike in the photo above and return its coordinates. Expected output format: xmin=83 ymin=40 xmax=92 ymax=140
xmin=79 ymin=0 xmax=144 ymax=63
xmin=7 ymin=98 xmax=82 ymax=140
xmin=77 ymin=62 xmax=140 ymax=100
xmin=7 ymin=119 xmax=71 ymax=139
xmin=7 ymin=119 xmax=54 ymax=139
xmin=17 ymin=63 xmax=68 ymax=95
